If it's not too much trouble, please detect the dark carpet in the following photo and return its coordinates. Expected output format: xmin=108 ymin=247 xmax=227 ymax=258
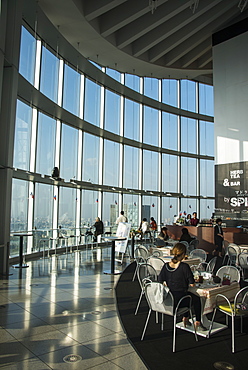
xmin=115 ymin=262 xmax=248 ymax=370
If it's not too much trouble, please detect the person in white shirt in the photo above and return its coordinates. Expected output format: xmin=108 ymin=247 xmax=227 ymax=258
xmin=116 ymin=211 xmax=127 ymax=224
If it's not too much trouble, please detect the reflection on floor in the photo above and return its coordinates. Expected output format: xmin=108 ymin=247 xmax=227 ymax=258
xmin=0 ymin=247 xmax=147 ymax=369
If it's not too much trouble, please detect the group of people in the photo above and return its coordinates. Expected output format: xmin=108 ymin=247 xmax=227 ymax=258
xmin=183 ymin=212 xmax=200 ymax=226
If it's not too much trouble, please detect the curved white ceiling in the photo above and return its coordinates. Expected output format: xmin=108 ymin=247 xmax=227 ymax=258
xmin=38 ymin=0 xmax=248 ymax=82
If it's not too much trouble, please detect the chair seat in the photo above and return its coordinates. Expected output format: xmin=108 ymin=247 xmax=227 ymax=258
xmin=218 ymin=304 xmax=238 ymax=314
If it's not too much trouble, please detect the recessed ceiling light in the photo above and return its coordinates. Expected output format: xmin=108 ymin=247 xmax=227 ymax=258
xmin=228 ymin=128 xmax=239 ymax=132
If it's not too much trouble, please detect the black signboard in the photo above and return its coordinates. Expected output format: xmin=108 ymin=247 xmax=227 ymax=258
xmin=215 ymin=161 xmax=248 ymax=214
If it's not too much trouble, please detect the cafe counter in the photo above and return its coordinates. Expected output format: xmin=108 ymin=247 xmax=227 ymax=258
xmin=166 ymin=225 xmax=248 ymax=253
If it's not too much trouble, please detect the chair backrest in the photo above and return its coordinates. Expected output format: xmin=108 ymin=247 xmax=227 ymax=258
xmin=189 ymin=239 xmax=199 ymax=249
xmin=147 ymin=256 xmax=165 ymax=273
xmin=137 ymin=263 xmax=158 ymax=288
xmin=216 ymin=265 xmax=241 ymax=283
xmin=234 ymin=286 xmax=248 ymax=307
xmin=180 ymin=241 xmax=189 ymax=248
xmin=145 ymin=282 xmax=174 ymax=316
xmin=189 ymin=248 xmax=207 ymax=262
xmin=152 ymin=249 xmax=164 ymax=257
xmin=238 ymin=253 xmax=248 ymax=270
xmin=206 ymin=256 xmax=217 ymax=273
xmin=134 ymin=245 xmax=149 ymax=261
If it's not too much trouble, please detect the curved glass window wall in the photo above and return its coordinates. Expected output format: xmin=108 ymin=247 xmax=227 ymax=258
xmin=12 ymin=24 xmax=215 ymax=256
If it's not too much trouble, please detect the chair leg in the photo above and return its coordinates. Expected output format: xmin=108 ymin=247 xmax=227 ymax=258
xmin=135 ymin=291 xmax=144 ymax=315
xmin=156 ymin=311 xmax=158 ymax=324
xmin=208 ymin=308 xmax=217 ymax=337
xmin=141 ymin=309 xmax=151 ymax=341
xmin=161 ymin=313 xmax=164 ymax=331
xmin=189 ymin=309 xmax=198 ymax=342
xmin=231 ymin=314 xmax=235 ymax=353
xmin=132 ymin=263 xmax=138 ymax=281
xmin=173 ymin=314 xmax=177 ymax=352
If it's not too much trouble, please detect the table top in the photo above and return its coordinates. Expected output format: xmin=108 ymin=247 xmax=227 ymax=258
xmin=189 ymin=281 xmax=240 ymax=315
xmin=11 ymin=233 xmax=33 ymax=237
xmin=104 ymin=236 xmax=126 ymax=241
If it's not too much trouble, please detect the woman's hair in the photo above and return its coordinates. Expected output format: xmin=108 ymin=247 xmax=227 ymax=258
xmin=216 ymin=218 xmax=222 ymax=223
xmin=171 ymin=242 xmax=186 ymax=263
xmin=161 ymin=226 xmax=167 ymax=232
xmin=182 ymin=227 xmax=189 ymax=234
xmin=150 ymin=217 xmax=155 ymax=221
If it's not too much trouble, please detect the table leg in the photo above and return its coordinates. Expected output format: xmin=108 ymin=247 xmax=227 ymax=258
xmin=12 ymin=236 xmax=29 ymax=268
xmin=103 ymin=240 xmax=122 ymax=275
xmin=131 ymin=236 xmax=135 ymax=259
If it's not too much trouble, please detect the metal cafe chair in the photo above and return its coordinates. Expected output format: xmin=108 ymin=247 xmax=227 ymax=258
xmin=132 ymin=245 xmax=149 ymax=281
xmin=238 ymin=253 xmax=248 ymax=282
xmin=189 ymin=248 xmax=207 ymax=263
xmin=209 ymin=286 xmax=248 ymax=353
xmin=216 ymin=265 xmax=241 ymax=283
xmin=135 ymin=263 xmax=158 ymax=315
xmin=141 ymin=282 xmax=198 ymax=352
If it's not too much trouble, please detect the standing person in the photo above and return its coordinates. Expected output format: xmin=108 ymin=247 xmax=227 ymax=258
xmin=93 ymin=217 xmax=104 ymax=242
xmin=158 ymin=243 xmax=206 ymax=331
xmin=213 ymin=218 xmax=224 ymax=257
xmin=138 ymin=218 xmax=150 ymax=239
xmin=116 ymin=210 xmax=128 ymax=224
xmin=185 ymin=214 xmax=191 ymax=225
xmin=190 ymin=212 xmax=199 ymax=226
xmin=150 ymin=217 xmax=157 ymax=231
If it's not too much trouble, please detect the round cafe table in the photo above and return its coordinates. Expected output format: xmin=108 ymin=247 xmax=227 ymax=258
xmin=103 ymin=236 xmax=126 ymax=275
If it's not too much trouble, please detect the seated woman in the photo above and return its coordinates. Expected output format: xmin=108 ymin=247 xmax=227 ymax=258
xmin=158 ymin=242 xmax=206 ymax=331
xmin=158 ymin=227 xmax=170 ymax=241
xmin=179 ymin=228 xmax=194 ymax=244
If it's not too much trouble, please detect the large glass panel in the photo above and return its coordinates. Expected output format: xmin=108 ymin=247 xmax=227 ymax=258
xmin=181 ymin=157 xmax=197 ymax=196
xmin=199 ymin=83 xmax=214 ymax=116
xmin=106 ymin=67 xmax=121 ymax=82
xmin=36 ymin=112 xmax=56 ymax=175
xmin=162 ymin=112 xmax=178 ymax=150
xmin=10 ymin=179 xmax=29 ymax=232
xmin=143 ymin=150 xmax=159 ymax=191
xmin=33 ymin=183 xmax=53 ymax=230
xmin=89 ymin=60 xmax=102 ymax=70
xmin=123 ymin=145 xmax=139 ymax=189
xmin=142 ymin=196 xmax=158 ymax=225
xmin=19 ymin=26 xmax=36 ymax=84
xmin=162 ymin=79 xmax=178 ymax=107
xmin=82 ymin=133 xmax=99 ymax=184
xmin=102 ymin=192 xmax=119 ymax=227
xmin=10 ymin=179 xmax=29 ymax=257
xmin=200 ymin=199 xmax=215 ymax=220
xmin=60 ymin=124 xmax=78 ymax=181
xmin=58 ymin=187 xmax=77 ymax=230
xmin=180 ymin=198 xmax=197 ymax=220
xmin=124 ymin=98 xmax=140 ymax=141
xmin=63 ymin=64 xmax=80 ymax=116
xmin=13 ymin=100 xmax=32 ymax=170
xmin=181 ymin=117 xmax=197 ymax=154
xmin=180 ymin=80 xmax=196 ymax=112
xmin=144 ymin=77 xmax=159 ymax=100
xmin=84 ymin=78 xmax=101 ymax=126
xmin=81 ymin=190 xmax=99 ymax=227
xmin=104 ymin=89 xmax=120 ymax=134
xmin=40 ymin=46 xmax=60 ymax=103
xmin=199 ymin=121 xmax=214 ymax=156
xmin=103 ymin=140 xmax=119 ymax=187
xmin=162 ymin=154 xmax=178 ymax=193
xmin=161 ymin=197 xmax=178 ymax=226
xmin=143 ymin=106 xmax=159 ymax=146
xmin=200 ymin=159 xmax=214 ymax=197
xmin=123 ymin=194 xmax=139 ymax=228
xmin=125 ymin=74 xmax=140 ymax=92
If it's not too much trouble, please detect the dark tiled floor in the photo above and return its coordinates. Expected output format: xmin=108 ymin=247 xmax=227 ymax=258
xmin=0 ymin=248 xmax=147 ymax=369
